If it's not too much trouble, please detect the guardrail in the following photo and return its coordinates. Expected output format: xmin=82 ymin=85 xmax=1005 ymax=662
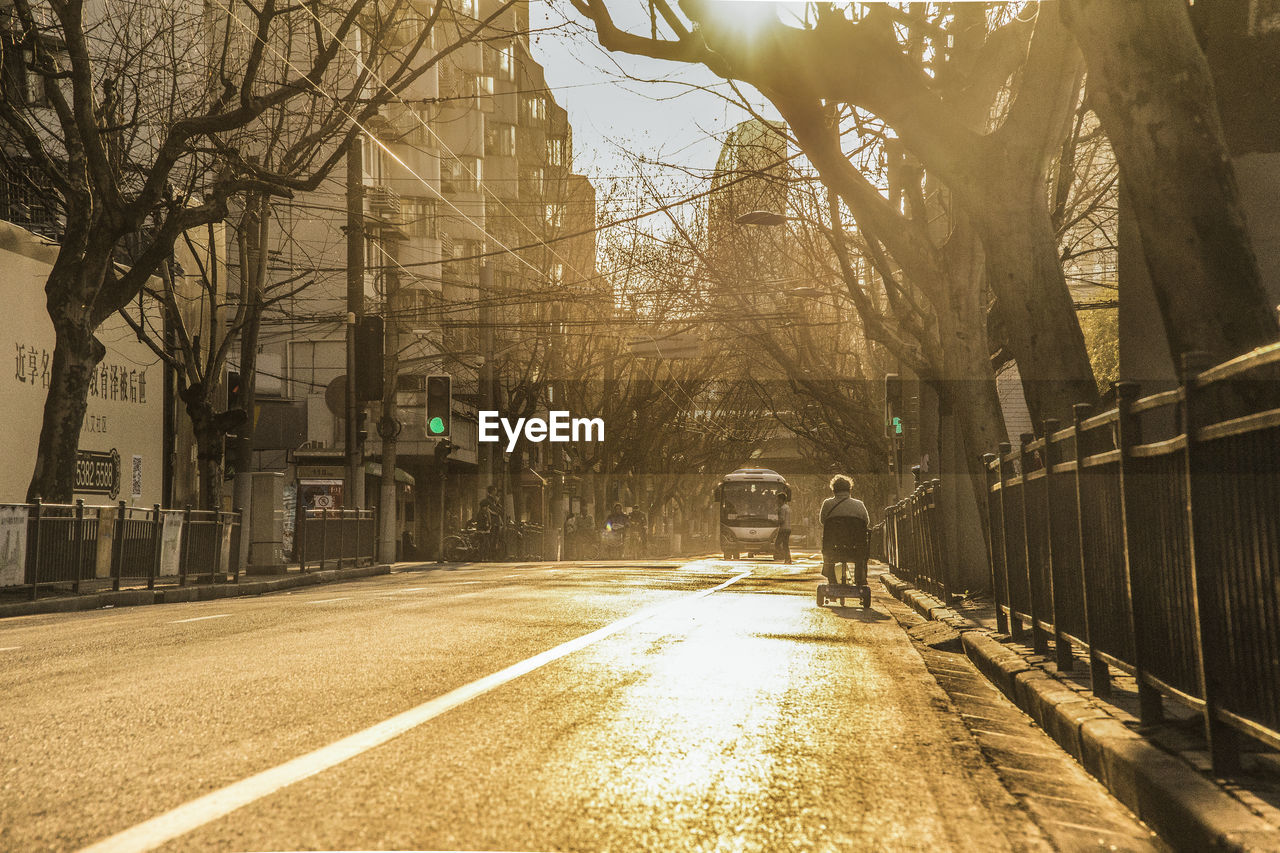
xmin=1 ymin=501 xmax=242 ymax=600
xmin=294 ymin=508 xmax=376 ymax=571
xmin=984 ymin=344 xmax=1280 ymax=773
xmin=878 ymin=480 xmax=947 ymax=599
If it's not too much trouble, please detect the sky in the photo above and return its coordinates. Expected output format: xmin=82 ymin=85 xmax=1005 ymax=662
xmin=529 ymin=0 xmax=783 ymax=195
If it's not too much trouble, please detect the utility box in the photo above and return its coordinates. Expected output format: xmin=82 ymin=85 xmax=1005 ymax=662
xmin=247 ymin=472 xmax=285 ymax=574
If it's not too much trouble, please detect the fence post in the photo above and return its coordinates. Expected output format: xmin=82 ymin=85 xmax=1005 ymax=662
xmin=355 ymin=507 xmax=363 ymax=567
xmin=295 ymin=492 xmax=306 ymax=572
xmin=148 ymin=504 xmax=161 ymax=590
xmin=1019 ymin=435 xmax=1049 ymax=656
xmin=1073 ymin=404 xmax=1111 ymax=697
xmin=996 ymin=442 xmax=1023 ymax=641
xmin=338 ymin=509 xmax=347 ymax=569
xmin=1180 ymin=351 xmax=1239 ymax=773
xmin=231 ymin=507 xmax=242 ymax=584
xmin=1041 ymin=420 xmax=1072 ymax=672
xmin=72 ymin=499 xmax=85 ymax=595
xmin=111 ymin=500 xmax=126 ymax=592
xmin=320 ymin=510 xmax=329 ymax=571
xmin=28 ymin=498 xmax=43 ymax=601
xmin=982 ymin=454 xmax=1008 ymax=634
xmin=179 ymin=506 xmax=192 ymax=585
xmin=1114 ymin=381 xmax=1163 ymax=725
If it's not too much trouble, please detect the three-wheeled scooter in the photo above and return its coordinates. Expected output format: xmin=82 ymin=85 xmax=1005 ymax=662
xmin=817 ymin=515 xmax=872 ymax=609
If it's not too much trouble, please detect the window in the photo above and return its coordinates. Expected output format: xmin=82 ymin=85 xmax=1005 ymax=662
xmin=402 ymin=197 xmax=438 ymax=238
xmin=485 ymin=123 xmax=516 ymax=157
xmin=474 ymin=74 xmax=494 ymax=96
xmin=547 ymin=137 xmax=565 ymax=167
xmin=545 ymin=203 xmax=563 ymax=228
xmin=524 ymin=167 xmax=544 ymax=196
xmin=523 ymin=95 xmax=546 ymax=124
xmin=498 ymin=43 xmax=514 ymax=80
xmin=484 ymin=43 xmax=515 ymax=80
xmin=441 ymin=157 xmax=479 ymax=193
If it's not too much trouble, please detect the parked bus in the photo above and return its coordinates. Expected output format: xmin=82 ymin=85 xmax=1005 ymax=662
xmin=713 ymin=468 xmax=791 ymax=560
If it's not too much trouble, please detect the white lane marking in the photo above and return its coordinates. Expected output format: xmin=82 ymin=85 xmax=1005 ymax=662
xmin=306 ymin=597 xmax=351 ymax=605
xmin=168 ymin=615 xmax=230 ymax=625
xmin=0 ymin=646 xmax=19 ymax=652
xmin=79 ymin=570 xmax=750 ymax=853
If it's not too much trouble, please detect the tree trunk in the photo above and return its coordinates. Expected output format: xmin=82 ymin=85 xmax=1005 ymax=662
xmin=27 ymin=319 xmax=105 ymax=502
xmin=27 ymin=259 xmax=109 ymax=503
xmin=1060 ymin=0 xmax=1279 ymax=364
xmin=934 ymin=225 xmax=1006 ymax=591
xmin=970 ymin=185 xmax=1100 ymax=425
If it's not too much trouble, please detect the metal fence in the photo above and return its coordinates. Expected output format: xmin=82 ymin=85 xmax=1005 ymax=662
xmin=3 ymin=501 xmax=242 ymax=600
xmin=985 ymin=345 xmax=1280 ymax=772
xmin=877 ymin=480 xmax=948 ymax=598
xmin=294 ymin=508 xmax=376 ymax=571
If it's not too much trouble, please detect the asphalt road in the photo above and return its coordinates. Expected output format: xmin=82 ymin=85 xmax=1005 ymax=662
xmin=0 ymin=556 xmax=1162 ymax=852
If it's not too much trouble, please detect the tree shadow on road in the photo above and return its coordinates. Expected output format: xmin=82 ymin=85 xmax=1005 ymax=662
xmin=826 ymin=605 xmax=891 ymax=623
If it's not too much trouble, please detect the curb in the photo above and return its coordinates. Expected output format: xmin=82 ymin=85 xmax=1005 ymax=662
xmin=0 ymin=563 xmax=393 ymax=619
xmin=879 ymin=573 xmax=1280 ymax=852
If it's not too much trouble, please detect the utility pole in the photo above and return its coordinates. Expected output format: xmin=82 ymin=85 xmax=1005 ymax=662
xmin=234 ymin=192 xmax=268 ymax=569
xmin=478 ymin=263 xmax=495 ymax=499
xmin=346 ymin=134 xmax=366 ymax=510
xmin=377 ymin=230 xmax=401 ymax=564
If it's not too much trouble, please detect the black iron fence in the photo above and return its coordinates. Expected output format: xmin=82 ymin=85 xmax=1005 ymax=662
xmin=3 ymin=501 xmax=242 ymax=600
xmin=985 ymin=345 xmax=1280 ymax=772
xmin=295 ymin=508 xmax=376 ymax=571
xmin=876 ymin=480 xmax=948 ymax=598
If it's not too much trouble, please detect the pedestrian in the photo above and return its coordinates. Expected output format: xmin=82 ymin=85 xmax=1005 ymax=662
xmin=819 ymin=475 xmax=869 ymax=586
xmin=563 ymin=510 xmax=578 ymax=560
xmin=775 ymin=492 xmax=792 ymax=564
xmin=478 ymin=485 xmax=504 ymax=561
xmin=628 ymin=505 xmax=649 ymax=555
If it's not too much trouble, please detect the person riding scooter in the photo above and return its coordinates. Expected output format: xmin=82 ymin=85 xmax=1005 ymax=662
xmin=819 ymin=475 xmax=870 ymax=586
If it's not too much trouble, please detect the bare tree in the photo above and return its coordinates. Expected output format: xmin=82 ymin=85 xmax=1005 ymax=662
xmin=570 ymin=0 xmax=1099 ymax=427
xmin=0 ymin=0 xmax=510 ymax=501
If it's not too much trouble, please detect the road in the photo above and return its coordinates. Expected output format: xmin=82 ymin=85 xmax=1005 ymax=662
xmin=0 ymin=557 xmax=1164 ymax=852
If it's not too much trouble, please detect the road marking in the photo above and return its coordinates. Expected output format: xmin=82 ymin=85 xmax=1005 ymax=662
xmin=168 ymin=615 xmax=229 ymax=624
xmin=306 ymin=597 xmax=351 ymax=604
xmin=78 ymin=570 xmax=750 ymax=853
xmin=0 ymin=646 xmax=19 ymax=652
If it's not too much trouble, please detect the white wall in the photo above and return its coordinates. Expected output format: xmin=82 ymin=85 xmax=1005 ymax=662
xmin=0 ymin=223 xmax=164 ymax=505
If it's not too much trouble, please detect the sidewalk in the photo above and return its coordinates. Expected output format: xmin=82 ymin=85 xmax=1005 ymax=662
xmin=879 ymin=568 xmax=1280 ymax=852
xmin=0 ymin=562 xmax=395 ymax=619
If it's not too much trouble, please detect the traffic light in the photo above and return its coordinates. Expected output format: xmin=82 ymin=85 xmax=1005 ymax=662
xmin=426 ymin=375 xmax=451 ymax=437
xmin=227 ymin=370 xmax=241 ymax=409
xmin=354 ymin=315 xmax=384 ymax=401
xmin=885 ymin=373 xmax=902 ymax=438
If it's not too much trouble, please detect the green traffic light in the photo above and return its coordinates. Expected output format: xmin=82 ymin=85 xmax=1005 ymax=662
xmin=893 ymin=416 xmax=903 ymax=436
xmin=429 ymin=416 xmax=445 ymax=434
